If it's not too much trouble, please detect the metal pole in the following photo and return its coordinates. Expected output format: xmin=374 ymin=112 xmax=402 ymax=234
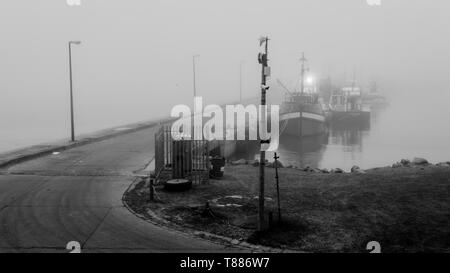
xmin=193 ymin=57 xmax=196 ymax=97
xmin=274 ymin=153 xmax=281 ymax=222
xmin=259 ymin=37 xmax=268 ymax=231
xmin=193 ymin=55 xmax=199 ymax=98
xmin=239 ymin=61 xmax=244 ymax=103
xmin=69 ymin=42 xmax=75 ymax=142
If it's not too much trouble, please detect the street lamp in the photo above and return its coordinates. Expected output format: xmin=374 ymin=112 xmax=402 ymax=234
xmin=68 ymin=40 xmax=81 ymax=142
xmin=193 ymin=54 xmax=200 ymax=98
xmin=239 ymin=60 xmax=245 ymax=103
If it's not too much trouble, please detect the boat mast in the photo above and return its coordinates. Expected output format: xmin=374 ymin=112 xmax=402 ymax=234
xmin=299 ymin=52 xmax=308 ymax=137
xmin=300 ymin=52 xmax=308 ymax=95
xmin=350 ymin=68 xmax=356 ymax=111
xmin=351 ymin=68 xmax=356 ymax=92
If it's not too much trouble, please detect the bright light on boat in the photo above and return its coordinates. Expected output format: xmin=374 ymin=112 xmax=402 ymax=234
xmin=306 ymin=76 xmax=314 ymax=84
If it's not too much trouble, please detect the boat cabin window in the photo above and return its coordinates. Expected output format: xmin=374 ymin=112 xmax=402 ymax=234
xmin=288 ymin=94 xmax=316 ymax=104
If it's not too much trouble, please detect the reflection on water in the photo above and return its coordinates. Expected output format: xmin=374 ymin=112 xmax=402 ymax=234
xmin=232 ymin=110 xmax=377 ymax=170
xmin=233 ymin=100 xmax=450 ymax=171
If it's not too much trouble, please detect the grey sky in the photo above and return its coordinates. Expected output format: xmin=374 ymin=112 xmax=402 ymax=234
xmin=1 ymin=0 xmax=449 ymax=148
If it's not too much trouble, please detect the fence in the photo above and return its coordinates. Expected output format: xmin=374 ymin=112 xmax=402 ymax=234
xmin=154 ymin=126 xmax=210 ymax=185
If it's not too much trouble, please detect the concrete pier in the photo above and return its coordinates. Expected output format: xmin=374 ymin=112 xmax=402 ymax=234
xmin=0 ymin=121 xmax=237 ymax=253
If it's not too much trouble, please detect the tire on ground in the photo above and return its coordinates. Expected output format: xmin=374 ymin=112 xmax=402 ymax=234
xmin=164 ymin=179 xmax=192 ymax=191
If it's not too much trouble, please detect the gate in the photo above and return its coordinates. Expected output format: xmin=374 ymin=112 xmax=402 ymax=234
xmin=154 ymin=126 xmax=209 ymax=185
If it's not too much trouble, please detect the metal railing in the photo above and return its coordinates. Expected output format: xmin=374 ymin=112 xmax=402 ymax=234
xmin=154 ymin=126 xmax=209 ymax=185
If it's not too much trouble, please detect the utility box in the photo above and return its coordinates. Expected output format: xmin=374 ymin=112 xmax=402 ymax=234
xmin=210 ymin=156 xmax=225 ymax=178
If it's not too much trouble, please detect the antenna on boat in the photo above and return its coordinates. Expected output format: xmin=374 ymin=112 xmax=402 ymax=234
xmin=299 ymin=52 xmax=309 ymax=138
xmin=300 ymin=52 xmax=309 ymax=95
xmin=351 ymin=68 xmax=356 ymax=93
xmin=276 ymin=79 xmax=295 ymax=97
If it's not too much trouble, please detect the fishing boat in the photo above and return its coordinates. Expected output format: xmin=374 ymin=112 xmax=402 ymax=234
xmin=277 ymin=54 xmax=327 ymax=137
xmin=279 ymin=90 xmax=327 ymax=137
xmin=328 ymin=83 xmax=371 ymax=125
xmin=362 ymin=81 xmax=389 ymax=110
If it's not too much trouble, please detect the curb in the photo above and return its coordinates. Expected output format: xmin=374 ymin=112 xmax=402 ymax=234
xmin=0 ymin=98 xmax=258 ymax=169
xmin=0 ymin=118 xmax=175 ymax=169
xmin=122 ymin=178 xmax=302 ymax=253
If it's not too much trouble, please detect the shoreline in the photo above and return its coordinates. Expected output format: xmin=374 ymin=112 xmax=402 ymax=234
xmin=125 ymin=159 xmax=450 ymax=253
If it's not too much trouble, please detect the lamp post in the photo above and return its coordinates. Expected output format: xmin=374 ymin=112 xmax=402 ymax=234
xmin=239 ymin=60 xmax=245 ymax=103
xmin=68 ymin=41 xmax=81 ymax=142
xmin=193 ymin=54 xmax=200 ymax=98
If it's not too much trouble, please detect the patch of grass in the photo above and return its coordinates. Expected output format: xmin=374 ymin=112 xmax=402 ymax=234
xmin=125 ymin=165 xmax=450 ymax=252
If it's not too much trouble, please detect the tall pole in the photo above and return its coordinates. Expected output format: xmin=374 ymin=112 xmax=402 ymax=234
xmin=239 ymin=61 xmax=244 ymax=103
xmin=258 ymin=36 xmax=269 ymax=231
xmin=69 ymin=42 xmax=74 ymax=142
xmin=68 ymin=41 xmax=81 ymax=142
xmin=193 ymin=55 xmax=199 ymax=97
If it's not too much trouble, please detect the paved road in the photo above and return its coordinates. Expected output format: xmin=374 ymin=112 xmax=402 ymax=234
xmin=0 ymin=126 xmax=232 ymax=253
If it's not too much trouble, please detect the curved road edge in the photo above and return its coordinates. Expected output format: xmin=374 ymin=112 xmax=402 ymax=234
xmin=122 ymin=178 xmax=296 ymax=253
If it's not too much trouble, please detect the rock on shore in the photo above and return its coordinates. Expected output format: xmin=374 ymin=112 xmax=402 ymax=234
xmin=392 ymin=157 xmax=432 ymax=168
xmin=227 ymin=157 xmax=449 ymax=174
xmin=231 ymin=159 xmax=247 ymax=165
xmin=266 ymin=161 xmax=284 ymax=168
xmin=351 ymin=165 xmax=366 ymax=174
xmin=412 ymin=157 xmax=429 ymax=165
xmin=330 ymin=168 xmax=344 ymax=174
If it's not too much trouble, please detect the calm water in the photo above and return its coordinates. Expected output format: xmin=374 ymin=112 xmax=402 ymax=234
xmin=233 ymin=96 xmax=450 ymax=171
xmin=2 ymin=91 xmax=450 ymax=171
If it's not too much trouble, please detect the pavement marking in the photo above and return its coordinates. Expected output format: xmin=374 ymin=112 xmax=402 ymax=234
xmin=81 ymin=207 xmax=113 ymax=249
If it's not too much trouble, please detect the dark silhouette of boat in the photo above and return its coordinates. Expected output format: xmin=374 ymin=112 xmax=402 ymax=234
xmin=280 ymin=92 xmax=327 ymax=137
xmin=328 ymin=84 xmax=371 ymax=126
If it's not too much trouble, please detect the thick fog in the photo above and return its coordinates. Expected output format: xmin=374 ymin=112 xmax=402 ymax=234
xmin=1 ymin=0 xmax=450 ymax=153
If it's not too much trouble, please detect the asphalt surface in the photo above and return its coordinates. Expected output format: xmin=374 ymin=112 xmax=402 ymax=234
xmin=0 ymin=126 xmax=232 ymax=253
